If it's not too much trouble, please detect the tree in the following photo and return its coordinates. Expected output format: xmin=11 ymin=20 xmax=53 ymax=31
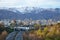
xmin=43 ymin=27 xmax=49 ymax=37
xmin=19 ymin=22 xmax=23 ymax=26
xmin=34 ymin=24 xmax=41 ymax=30
xmin=10 ymin=20 xmax=17 ymax=29
xmin=0 ymin=22 xmax=4 ymax=28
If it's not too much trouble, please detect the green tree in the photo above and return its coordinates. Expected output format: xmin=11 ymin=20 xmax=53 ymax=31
xmin=34 ymin=24 xmax=41 ymax=30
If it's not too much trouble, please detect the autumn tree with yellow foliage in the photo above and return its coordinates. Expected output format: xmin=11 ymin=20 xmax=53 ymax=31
xmin=30 ymin=23 xmax=60 ymax=40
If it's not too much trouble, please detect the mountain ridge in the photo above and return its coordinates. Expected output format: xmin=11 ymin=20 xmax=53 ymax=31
xmin=0 ymin=8 xmax=60 ymax=20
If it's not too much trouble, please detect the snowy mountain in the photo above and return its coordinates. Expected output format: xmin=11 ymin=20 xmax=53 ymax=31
xmin=0 ymin=7 xmax=60 ymax=20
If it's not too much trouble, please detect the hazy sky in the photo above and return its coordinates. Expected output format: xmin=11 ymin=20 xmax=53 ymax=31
xmin=0 ymin=0 xmax=60 ymax=8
